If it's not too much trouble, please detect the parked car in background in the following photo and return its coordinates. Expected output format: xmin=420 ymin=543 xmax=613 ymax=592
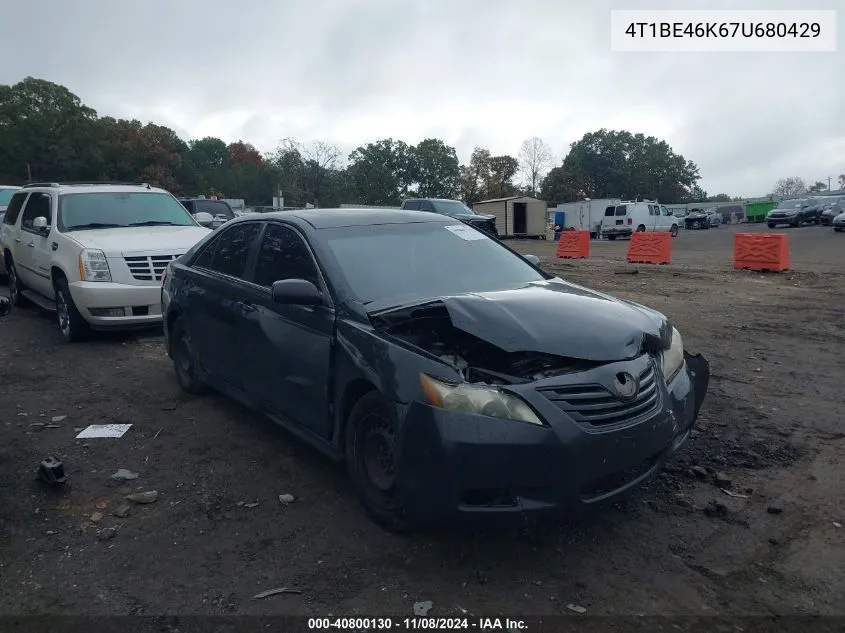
xmin=683 ymin=209 xmax=721 ymax=230
xmin=400 ymin=198 xmax=498 ymax=237
xmin=833 ymin=210 xmax=845 ymax=232
xmin=2 ymin=182 xmax=211 ymax=342
xmin=600 ymin=201 xmax=679 ymax=240
xmin=0 ymin=185 xmax=22 ymax=275
xmin=161 ymin=208 xmax=709 ymax=530
xmin=766 ymin=198 xmax=819 ymax=228
xmin=178 ymin=197 xmax=235 ymax=229
xmin=819 ymin=198 xmax=845 ymax=226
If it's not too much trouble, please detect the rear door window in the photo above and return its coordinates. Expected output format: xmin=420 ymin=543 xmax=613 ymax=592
xmin=195 ymin=222 xmax=261 ymax=279
xmin=604 ymin=206 xmax=615 ymax=217
xmin=21 ymin=193 xmax=52 ymax=232
xmin=2 ymin=192 xmax=28 ymax=226
xmin=615 ymin=205 xmax=627 ymax=216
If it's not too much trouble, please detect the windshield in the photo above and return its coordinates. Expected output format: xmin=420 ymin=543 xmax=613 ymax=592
xmin=431 ymin=200 xmax=474 ymax=216
xmin=0 ymin=189 xmax=18 ymax=206
xmin=58 ymin=192 xmax=198 ymax=231
xmin=320 ymin=221 xmax=546 ymax=309
xmin=777 ymin=199 xmax=806 ymax=209
xmin=187 ymin=199 xmax=235 ymax=219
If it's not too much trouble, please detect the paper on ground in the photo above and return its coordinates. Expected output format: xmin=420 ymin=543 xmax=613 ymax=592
xmin=75 ymin=424 xmax=133 ymax=439
xmin=445 ymin=224 xmax=486 ymax=241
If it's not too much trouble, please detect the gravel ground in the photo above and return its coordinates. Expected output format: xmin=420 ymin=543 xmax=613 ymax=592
xmin=1 ymin=222 xmax=843 ymax=618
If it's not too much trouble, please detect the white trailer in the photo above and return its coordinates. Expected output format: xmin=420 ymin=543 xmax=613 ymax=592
xmin=555 ymin=198 xmax=622 ymax=236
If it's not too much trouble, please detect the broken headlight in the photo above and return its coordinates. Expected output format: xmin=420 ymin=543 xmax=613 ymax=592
xmin=661 ymin=326 xmax=684 ymax=383
xmin=419 ymin=374 xmax=544 ymax=426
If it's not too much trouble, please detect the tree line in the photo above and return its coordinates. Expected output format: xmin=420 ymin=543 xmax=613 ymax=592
xmin=771 ymin=175 xmax=845 ymax=199
xmin=1 ymin=76 xmax=715 ymax=207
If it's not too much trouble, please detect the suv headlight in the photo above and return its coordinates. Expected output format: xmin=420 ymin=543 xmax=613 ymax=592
xmin=78 ymin=249 xmax=112 ymax=282
xmin=419 ymin=374 xmax=544 ymax=426
xmin=661 ymin=327 xmax=684 ymax=384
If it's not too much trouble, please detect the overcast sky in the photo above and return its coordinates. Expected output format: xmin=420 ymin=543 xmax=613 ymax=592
xmin=2 ymin=0 xmax=842 ymax=196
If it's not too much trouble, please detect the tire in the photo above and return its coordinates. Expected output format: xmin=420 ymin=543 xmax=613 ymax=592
xmin=636 ymin=225 xmax=646 ymax=232
xmin=670 ymin=224 xmax=679 ymax=237
xmin=692 ymin=220 xmax=702 ymax=230
xmin=607 ymin=234 xmax=617 ymax=240
xmin=768 ymin=223 xmax=776 ymax=229
xmin=54 ymin=278 xmax=90 ymax=342
xmin=7 ymin=258 xmax=28 ymax=307
xmin=170 ymin=316 xmax=209 ymax=394
xmin=345 ymin=391 xmax=408 ymax=532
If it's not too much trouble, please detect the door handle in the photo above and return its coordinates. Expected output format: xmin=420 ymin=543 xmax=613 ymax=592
xmin=237 ymin=301 xmax=256 ymax=313
xmin=27 ymin=243 xmax=35 ymax=248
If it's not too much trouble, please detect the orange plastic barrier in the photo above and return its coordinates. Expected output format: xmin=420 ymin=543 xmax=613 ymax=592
xmin=555 ymin=230 xmax=591 ymax=259
xmin=734 ymin=233 xmax=789 ymax=272
xmin=627 ymin=231 xmax=672 ymax=265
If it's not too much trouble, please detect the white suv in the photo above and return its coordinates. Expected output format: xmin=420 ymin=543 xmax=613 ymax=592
xmin=1 ymin=182 xmax=211 ymax=341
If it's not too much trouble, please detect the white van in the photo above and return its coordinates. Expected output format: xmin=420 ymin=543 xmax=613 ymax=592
xmin=600 ymin=200 xmax=679 ymax=240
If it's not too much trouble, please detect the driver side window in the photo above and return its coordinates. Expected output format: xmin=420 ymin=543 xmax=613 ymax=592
xmin=21 ymin=193 xmax=52 ymax=232
xmin=252 ymin=223 xmax=320 ymax=288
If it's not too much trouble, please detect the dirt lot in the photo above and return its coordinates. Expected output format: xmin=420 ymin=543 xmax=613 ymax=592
xmin=1 ymin=223 xmax=843 ymax=618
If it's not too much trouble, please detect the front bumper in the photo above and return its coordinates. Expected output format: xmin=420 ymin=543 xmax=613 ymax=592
xmin=394 ymin=352 xmax=710 ymax=527
xmin=69 ymin=281 xmax=164 ymax=330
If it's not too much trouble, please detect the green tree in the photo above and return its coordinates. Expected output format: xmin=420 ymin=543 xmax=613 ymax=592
xmin=485 ymin=155 xmax=519 ymax=199
xmin=409 ymin=138 xmax=460 ymax=198
xmin=459 ymin=147 xmax=491 ymax=204
xmin=347 ymin=138 xmax=414 ymax=205
xmin=807 ymin=181 xmax=826 ymax=193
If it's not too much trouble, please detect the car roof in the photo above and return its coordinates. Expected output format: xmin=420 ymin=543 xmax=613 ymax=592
xmin=19 ymin=183 xmax=170 ymax=195
xmin=239 ymin=207 xmax=455 ymax=229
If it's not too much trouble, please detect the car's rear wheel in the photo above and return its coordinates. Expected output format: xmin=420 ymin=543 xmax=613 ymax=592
xmin=7 ymin=259 xmax=28 ymax=307
xmin=768 ymin=223 xmax=776 ymax=229
xmin=54 ymin=278 xmax=89 ymax=342
xmin=636 ymin=225 xmax=646 ymax=232
xmin=670 ymin=224 xmax=679 ymax=237
xmin=345 ymin=391 xmax=408 ymax=531
xmin=171 ymin=316 xmax=208 ymax=394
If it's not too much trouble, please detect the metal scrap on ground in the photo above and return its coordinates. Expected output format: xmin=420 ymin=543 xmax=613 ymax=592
xmin=75 ymin=424 xmax=133 ymax=439
xmin=252 ymin=587 xmax=302 ymax=600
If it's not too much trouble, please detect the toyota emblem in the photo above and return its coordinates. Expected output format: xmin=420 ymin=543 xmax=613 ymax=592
xmin=613 ymin=372 xmax=639 ymax=401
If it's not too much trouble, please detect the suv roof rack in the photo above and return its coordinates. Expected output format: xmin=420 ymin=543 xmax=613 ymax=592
xmin=22 ymin=181 xmax=153 ymax=189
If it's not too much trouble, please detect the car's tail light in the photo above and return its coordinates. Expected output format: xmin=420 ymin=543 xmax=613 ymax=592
xmin=627 ymin=217 xmax=632 ymax=224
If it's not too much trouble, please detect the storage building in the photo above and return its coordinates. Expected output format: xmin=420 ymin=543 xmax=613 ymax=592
xmin=472 ymin=196 xmax=548 ymax=238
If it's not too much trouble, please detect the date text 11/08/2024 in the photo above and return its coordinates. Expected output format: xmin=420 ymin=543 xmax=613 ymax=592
xmin=308 ymin=617 xmax=529 ymax=630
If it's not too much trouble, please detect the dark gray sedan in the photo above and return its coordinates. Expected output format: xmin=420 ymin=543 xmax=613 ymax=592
xmin=160 ymin=209 xmax=710 ymax=530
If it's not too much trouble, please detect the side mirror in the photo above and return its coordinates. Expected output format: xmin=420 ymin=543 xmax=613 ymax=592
xmin=33 ymin=216 xmax=50 ymax=234
xmin=271 ymin=278 xmax=323 ymax=306
xmin=194 ymin=212 xmax=214 ymax=227
xmin=524 ymin=254 xmax=540 ymax=265
xmin=0 ymin=295 xmax=10 ymax=317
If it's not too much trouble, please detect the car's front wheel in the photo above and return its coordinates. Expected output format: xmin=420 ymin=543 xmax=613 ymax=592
xmin=54 ymin=278 xmax=89 ymax=342
xmin=768 ymin=223 xmax=776 ymax=229
xmin=7 ymin=259 xmax=28 ymax=307
xmin=345 ymin=391 xmax=407 ymax=531
xmin=670 ymin=224 xmax=679 ymax=237
xmin=170 ymin=316 xmax=208 ymax=394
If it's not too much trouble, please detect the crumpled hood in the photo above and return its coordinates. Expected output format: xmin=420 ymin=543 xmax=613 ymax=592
xmin=438 ymin=279 xmax=672 ymax=362
xmin=67 ymin=225 xmax=212 ymax=256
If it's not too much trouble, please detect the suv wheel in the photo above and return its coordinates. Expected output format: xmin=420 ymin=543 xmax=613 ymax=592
xmin=54 ymin=278 xmax=89 ymax=342
xmin=7 ymin=259 xmax=28 ymax=307
xmin=636 ymin=225 xmax=646 ymax=232
xmin=670 ymin=224 xmax=679 ymax=237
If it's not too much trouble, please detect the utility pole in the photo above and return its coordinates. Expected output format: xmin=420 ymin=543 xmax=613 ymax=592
xmin=826 ymin=176 xmax=832 ymax=191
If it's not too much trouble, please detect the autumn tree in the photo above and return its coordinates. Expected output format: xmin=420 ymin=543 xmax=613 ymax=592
xmin=771 ymin=177 xmax=807 ymax=198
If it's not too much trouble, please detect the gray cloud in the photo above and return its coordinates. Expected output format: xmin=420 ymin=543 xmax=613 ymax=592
xmin=2 ymin=0 xmax=843 ymax=196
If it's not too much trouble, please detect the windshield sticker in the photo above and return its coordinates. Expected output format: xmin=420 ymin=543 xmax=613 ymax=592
xmin=445 ymin=224 xmax=486 ymax=241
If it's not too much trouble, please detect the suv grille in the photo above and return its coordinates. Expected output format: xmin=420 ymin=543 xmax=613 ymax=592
xmin=538 ymin=362 xmax=660 ymax=427
xmin=124 ymin=254 xmax=182 ymax=281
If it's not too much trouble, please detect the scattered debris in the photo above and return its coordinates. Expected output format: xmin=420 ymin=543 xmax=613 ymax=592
xmin=722 ymin=488 xmax=748 ymax=499
xmin=112 ymin=503 xmax=131 ymax=518
xmin=714 ymin=472 xmax=732 ymax=487
xmin=456 ymin=605 xmax=468 ymax=615
xmin=153 ymin=428 xmax=163 ymax=440
xmin=767 ymin=503 xmax=784 ymax=515
xmin=566 ymin=604 xmax=587 ymax=614
xmin=252 ymin=587 xmax=302 ymax=600
xmin=769 ymin=537 xmax=779 ymax=546
xmin=110 ymin=469 xmax=139 ymax=481
xmin=278 ymin=493 xmax=296 ymax=505
xmin=51 ymin=415 xmax=67 ymax=423
xmin=45 ymin=424 xmax=62 ymax=429
xmin=126 ymin=490 xmax=158 ymax=504
xmin=90 ymin=512 xmax=104 ymax=523
xmin=243 ymin=502 xmax=259 ymax=509
xmin=413 ymin=601 xmax=433 ymax=616
xmin=834 ymin=522 xmax=842 ymax=529
xmin=614 ymin=269 xmax=639 ymax=275
xmin=76 ymin=424 xmax=132 ymax=439
xmin=95 ymin=501 xmax=108 ymax=510
xmin=97 ymin=527 xmax=117 ymax=542
xmin=37 ymin=456 xmax=68 ymax=485
xmin=691 ymin=465 xmax=708 ymax=480
xmin=704 ymin=500 xmax=729 ymax=518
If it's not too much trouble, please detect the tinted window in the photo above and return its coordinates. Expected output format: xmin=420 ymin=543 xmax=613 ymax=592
xmin=432 ymin=200 xmax=474 ymax=216
xmin=403 ymin=200 xmax=421 ymax=210
xmin=194 ymin=200 xmax=234 ymax=219
xmin=0 ymin=189 xmax=18 ymax=206
xmin=648 ymin=205 xmax=656 ymax=216
xmin=203 ymin=222 xmax=261 ymax=278
xmin=179 ymin=199 xmax=196 ymax=212
xmin=58 ymin=192 xmax=196 ymax=230
xmin=661 ymin=206 xmax=671 ymax=216
xmin=615 ymin=205 xmax=627 ymax=216
xmin=322 ymin=221 xmax=546 ymax=310
xmin=604 ymin=206 xmax=615 ymax=217
xmin=21 ymin=193 xmax=52 ymax=230
xmin=2 ymin=192 xmax=28 ymax=225
xmin=419 ymin=201 xmax=435 ymax=212
xmin=252 ymin=223 xmax=319 ymax=288
xmin=776 ymin=199 xmax=805 ymax=209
